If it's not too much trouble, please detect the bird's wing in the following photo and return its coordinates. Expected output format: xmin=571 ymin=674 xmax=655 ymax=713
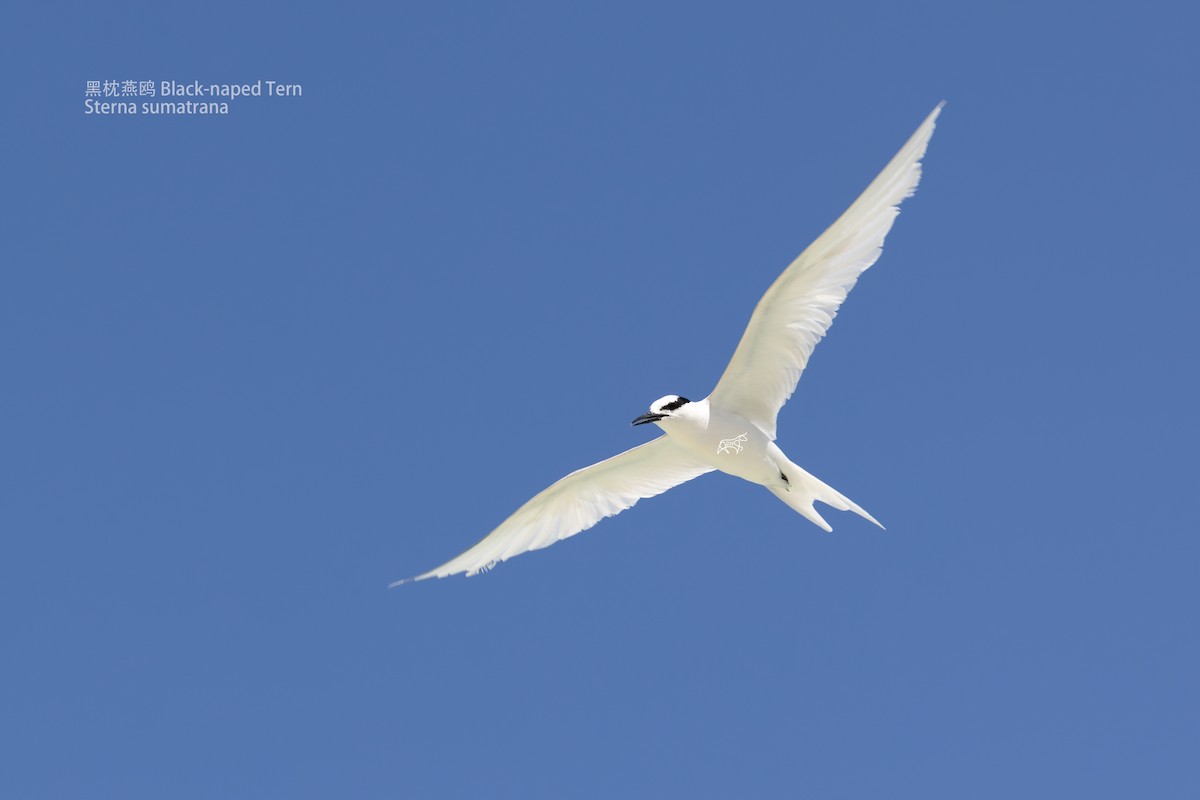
xmin=707 ymin=103 xmax=942 ymax=439
xmin=397 ymin=436 xmax=713 ymax=582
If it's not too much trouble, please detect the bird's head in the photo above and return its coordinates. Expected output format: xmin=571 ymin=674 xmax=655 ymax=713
xmin=632 ymin=395 xmax=691 ymax=426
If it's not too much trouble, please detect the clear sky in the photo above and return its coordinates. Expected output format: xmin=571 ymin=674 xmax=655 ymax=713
xmin=4 ymin=2 xmax=1198 ymax=798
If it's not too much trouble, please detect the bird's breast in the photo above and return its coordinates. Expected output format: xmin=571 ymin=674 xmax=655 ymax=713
xmin=664 ymin=411 xmax=776 ymax=482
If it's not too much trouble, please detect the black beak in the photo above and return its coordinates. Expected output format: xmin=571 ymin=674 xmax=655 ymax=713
xmin=631 ymin=412 xmax=666 ymax=426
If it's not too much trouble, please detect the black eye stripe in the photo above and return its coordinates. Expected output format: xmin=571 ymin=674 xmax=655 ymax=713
xmin=661 ymin=396 xmax=691 ymax=412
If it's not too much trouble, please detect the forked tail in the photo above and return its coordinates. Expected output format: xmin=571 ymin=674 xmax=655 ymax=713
xmin=769 ymin=461 xmax=884 ymax=532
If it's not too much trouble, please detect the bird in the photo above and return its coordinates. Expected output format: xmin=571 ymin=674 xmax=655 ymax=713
xmin=397 ymin=103 xmax=943 ymax=584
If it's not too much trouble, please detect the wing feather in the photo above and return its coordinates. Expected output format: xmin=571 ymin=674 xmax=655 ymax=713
xmin=707 ymin=103 xmax=943 ymax=438
xmin=397 ymin=437 xmax=713 ymax=582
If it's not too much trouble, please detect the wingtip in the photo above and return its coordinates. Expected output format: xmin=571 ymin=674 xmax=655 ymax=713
xmin=388 ymin=572 xmax=436 ymax=588
xmin=918 ymin=103 xmax=945 ymax=141
xmin=912 ymin=102 xmax=945 ymax=143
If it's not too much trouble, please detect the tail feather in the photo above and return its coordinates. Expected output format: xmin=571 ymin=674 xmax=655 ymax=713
xmin=770 ymin=461 xmax=883 ymax=531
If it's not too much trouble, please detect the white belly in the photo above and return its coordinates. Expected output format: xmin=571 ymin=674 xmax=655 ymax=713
xmin=663 ymin=406 xmax=783 ymax=486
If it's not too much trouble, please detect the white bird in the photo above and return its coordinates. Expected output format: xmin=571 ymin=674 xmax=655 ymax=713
xmin=398 ymin=103 xmax=942 ymax=584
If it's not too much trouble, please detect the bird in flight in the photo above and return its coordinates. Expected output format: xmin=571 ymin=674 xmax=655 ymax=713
xmin=398 ymin=103 xmax=943 ymax=584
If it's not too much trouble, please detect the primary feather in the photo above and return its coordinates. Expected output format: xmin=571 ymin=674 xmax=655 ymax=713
xmin=707 ymin=103 xmax=943 ymax=438
xmin=396 ymin=437 xmax=712 ymax=582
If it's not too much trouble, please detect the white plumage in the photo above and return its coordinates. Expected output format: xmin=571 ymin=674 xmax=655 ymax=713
xmin=398 ymin=103 xmax=942 ymax=583
xmin=404 ymin=438 xmax=713 ymax=581
xmin=709 ymin=103 xmax=943 ymax=438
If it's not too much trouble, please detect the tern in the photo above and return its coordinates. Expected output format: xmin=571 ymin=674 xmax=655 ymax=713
xmin=399 ymin=103 xmax=942 ymax=583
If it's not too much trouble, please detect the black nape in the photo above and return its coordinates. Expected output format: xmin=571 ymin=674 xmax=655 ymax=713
xmin=662 ymin=396 xmax=690 ymax=412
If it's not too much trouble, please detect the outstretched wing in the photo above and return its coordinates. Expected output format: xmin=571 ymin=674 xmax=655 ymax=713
xmin=707 ymin=103 xmax=942 ymax=439
xmin=397 ymin=437 xmax=713 ymax=582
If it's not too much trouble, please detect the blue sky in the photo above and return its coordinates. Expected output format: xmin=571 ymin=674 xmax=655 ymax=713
xmin=4 ymin=2 xmax=1198 ymax=797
